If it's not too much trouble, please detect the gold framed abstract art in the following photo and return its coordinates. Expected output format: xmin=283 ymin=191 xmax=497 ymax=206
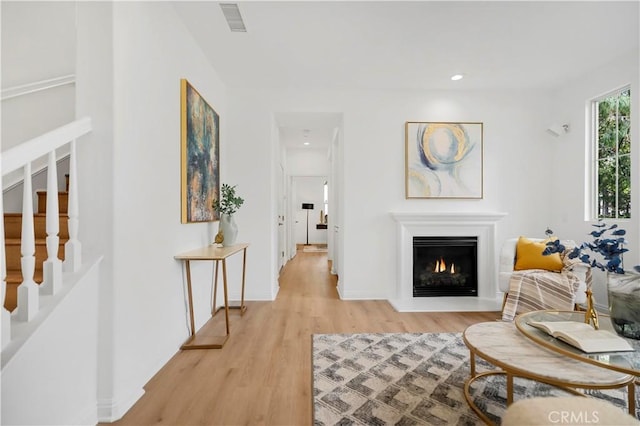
xmin=405 ymin=121 xmax=483 ymax=199
xmin=180 ymin=79 xmax=220 ymax=223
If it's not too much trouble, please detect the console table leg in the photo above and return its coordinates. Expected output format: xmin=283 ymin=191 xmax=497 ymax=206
xmin=222 ymin=259 xmax=230 ymax=336
xmin=175 ymin=243 xmax=249 ymax=349
xmin=185 ymin=260 xmax=196 ymax=337
xmin=240 ymin=248 xmax=247 ymax=314
xmin=628 ymin=382 xmax=635 ymax=415
xmin=211 ymin=260 xmax=220 ymax=315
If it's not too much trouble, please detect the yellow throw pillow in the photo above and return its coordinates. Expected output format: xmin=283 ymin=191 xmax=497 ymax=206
xmin=514 ymin=236 xmax=563 ymax=272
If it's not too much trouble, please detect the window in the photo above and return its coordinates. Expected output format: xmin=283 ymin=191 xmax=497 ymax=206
xmin=592 ymin=87 xmax=631 ymax=219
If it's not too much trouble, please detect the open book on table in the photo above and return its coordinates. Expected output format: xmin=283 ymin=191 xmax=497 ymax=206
xmin=528 ymin=320 xmax=635 ymax=353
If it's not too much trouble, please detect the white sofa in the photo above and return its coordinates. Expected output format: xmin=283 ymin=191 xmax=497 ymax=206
xmin=498 ymin=238 xmax=589 ymax=306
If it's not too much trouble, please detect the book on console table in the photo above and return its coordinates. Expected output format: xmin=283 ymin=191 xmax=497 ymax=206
xmin=528 ymin=320 xmax=635 ymax=353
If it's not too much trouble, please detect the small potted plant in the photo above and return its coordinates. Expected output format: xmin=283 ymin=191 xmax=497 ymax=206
xmin=212 ymin=183 xmax=244 ymax=247
xmin=545 ymin=221 xmax=640 ymax=339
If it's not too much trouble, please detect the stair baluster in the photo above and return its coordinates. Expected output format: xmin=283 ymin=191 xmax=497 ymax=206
xmin=64 ymin=139 xmax=81 ymax=273
xmin=42 ymin=151 xmax=63 ymax=294
xmin=17 ymin=163 xmax=39 ymax=321
xmin=1 ymin=160 xmax=10 ymax=348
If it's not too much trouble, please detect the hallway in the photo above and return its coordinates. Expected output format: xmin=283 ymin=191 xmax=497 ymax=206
xmin=114 ymin=249 xmax=498 ymax=425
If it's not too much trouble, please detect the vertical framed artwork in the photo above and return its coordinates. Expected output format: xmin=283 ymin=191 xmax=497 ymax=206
xmin=405 ymin=121 xmax=483 ymax=199
xmin=181 ymin=79 xmax=220 ymax=223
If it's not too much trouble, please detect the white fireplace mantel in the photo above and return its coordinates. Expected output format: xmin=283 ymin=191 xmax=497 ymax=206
xmin=389 ymin=211 xmax=507 ymax=312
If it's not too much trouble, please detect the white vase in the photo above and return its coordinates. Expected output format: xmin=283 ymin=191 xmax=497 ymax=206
xmin=219 ymin=214 xmax=238 ymax=247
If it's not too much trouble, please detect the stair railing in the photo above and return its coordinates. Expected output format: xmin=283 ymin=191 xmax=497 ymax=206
xmin=41 ymin=151 xmax=62 ymax=295
xmin=0 ymin=167 xmax=8 ymax=348
xmin=1 ymin=117 xmax=91 ymax=342
xmin=16 ymin=162 xmax=38 ymax=321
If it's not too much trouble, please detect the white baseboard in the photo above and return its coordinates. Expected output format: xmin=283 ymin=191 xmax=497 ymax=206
xmin=97 ymin=387 xmax=145 ymax=423
xmin=388 ymin=296 xmax=502 ymax=312
xmin=72 ymin=403 xmax=99 ymax=426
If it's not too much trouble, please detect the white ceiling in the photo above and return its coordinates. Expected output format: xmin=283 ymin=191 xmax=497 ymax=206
xmin=172 ymin=1 xmax=640 ymax=148
xmin=275 ymin=112 xmax=340 ymax=149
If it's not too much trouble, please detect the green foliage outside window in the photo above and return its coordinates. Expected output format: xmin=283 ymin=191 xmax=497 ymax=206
xmin=596 ymin=88 xmax=631 ymax=219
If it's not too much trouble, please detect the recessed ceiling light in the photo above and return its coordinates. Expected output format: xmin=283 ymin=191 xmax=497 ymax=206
xmin=303 ymin=142 xmax=310 ymax=146
xmin=451 ymin=74 xmax=464 ymax=81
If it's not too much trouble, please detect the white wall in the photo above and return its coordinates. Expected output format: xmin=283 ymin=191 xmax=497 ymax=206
xmin=74 ymin=2 xmax=236 ymax=420
xmin=550 ymin=49 xmax=640 ymax=306
xmin=227 ymin=87 xmax=556 ymax=299
xmin=75 ymin=2 xmax=119 ymax=421
xmin=1 ymin=1 xmax=76 ymax=211
xmin=1 ymin=1 xmax=76 ymax=151
xmin=1 ymin=261 xmax=100 ymax=426
xmin=109 ymin=1 xmax=234 ymax=419
xmin=287 ymin=147 xmax=330 ymax=176
xmin=225 ymin=98 xmax=279 ymax=301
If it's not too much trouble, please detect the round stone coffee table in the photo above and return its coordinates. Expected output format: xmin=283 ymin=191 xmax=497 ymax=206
xmin=516 ymin=310 xmax=640 ymax=375
xmin=462 ymin=321 xmax=635 ymax=425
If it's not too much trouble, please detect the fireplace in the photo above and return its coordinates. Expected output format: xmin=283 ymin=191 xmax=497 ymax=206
xmin=390 ymin=211 xmax=507 ymax=312
xmin=413 ymin=236 xmax=478 ymax=297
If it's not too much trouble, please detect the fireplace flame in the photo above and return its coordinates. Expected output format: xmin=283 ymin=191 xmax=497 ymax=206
xmin=433 ymin=258 xmax=456 ymax=274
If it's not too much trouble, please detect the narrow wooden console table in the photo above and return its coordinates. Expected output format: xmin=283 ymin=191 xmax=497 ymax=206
xmin=174 ymin=243 xmax=249 ymax=349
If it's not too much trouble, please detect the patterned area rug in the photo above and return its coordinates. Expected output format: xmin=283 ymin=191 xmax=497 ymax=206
xmin=313 ymin=332 xmax=632 ymax=425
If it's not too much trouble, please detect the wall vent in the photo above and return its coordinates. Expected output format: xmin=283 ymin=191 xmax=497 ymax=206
xmin=220 ymin=3 xmax=247 ymax=32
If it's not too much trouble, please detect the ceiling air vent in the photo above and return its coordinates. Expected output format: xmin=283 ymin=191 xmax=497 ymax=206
xmin=220 ymin=3 xmax=247 ymax=32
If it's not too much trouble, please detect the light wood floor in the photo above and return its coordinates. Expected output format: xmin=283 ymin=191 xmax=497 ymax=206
xmin=113 ymin=249 xmax=500 ymax=425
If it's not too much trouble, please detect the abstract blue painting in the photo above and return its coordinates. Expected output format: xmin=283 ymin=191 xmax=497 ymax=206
xmin=405 ymin=122 xmax=483 ymax=199
xmin=181 ymin=79 xmax=220 ymax=223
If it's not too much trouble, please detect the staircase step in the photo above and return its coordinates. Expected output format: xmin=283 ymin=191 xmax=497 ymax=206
xmin=5 ymin=269 xmax=43 ymax=284
xmin=4 ymin=239 xmax=66 ymax=271
xmin=37 ymin=191 xmax=68 ymax=214
xmin=4 ymin=213 xmax=69 ymax=240
xmin=3 ymin=189 xmax=69 ymax=312
xmin=4 ymin=270 xmax=44 ymax=312
xmin=5 ymin=282 xmax=18 ymax=312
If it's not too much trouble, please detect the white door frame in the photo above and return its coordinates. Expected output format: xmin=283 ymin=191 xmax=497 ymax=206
xmin=277 ymin=162 xmax=286 ymax=271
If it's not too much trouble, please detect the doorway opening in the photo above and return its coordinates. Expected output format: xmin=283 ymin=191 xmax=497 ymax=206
xmin=274 ymin=112 xmax=343 ymax=291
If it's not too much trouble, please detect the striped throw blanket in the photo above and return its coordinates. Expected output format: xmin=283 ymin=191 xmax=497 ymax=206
xmin=501 ymin=255 xmax=590 ymax=321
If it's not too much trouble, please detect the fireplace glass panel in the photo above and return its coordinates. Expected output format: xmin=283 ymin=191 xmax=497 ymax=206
xmin=413 ymin=236 xmax=478 ymax=297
